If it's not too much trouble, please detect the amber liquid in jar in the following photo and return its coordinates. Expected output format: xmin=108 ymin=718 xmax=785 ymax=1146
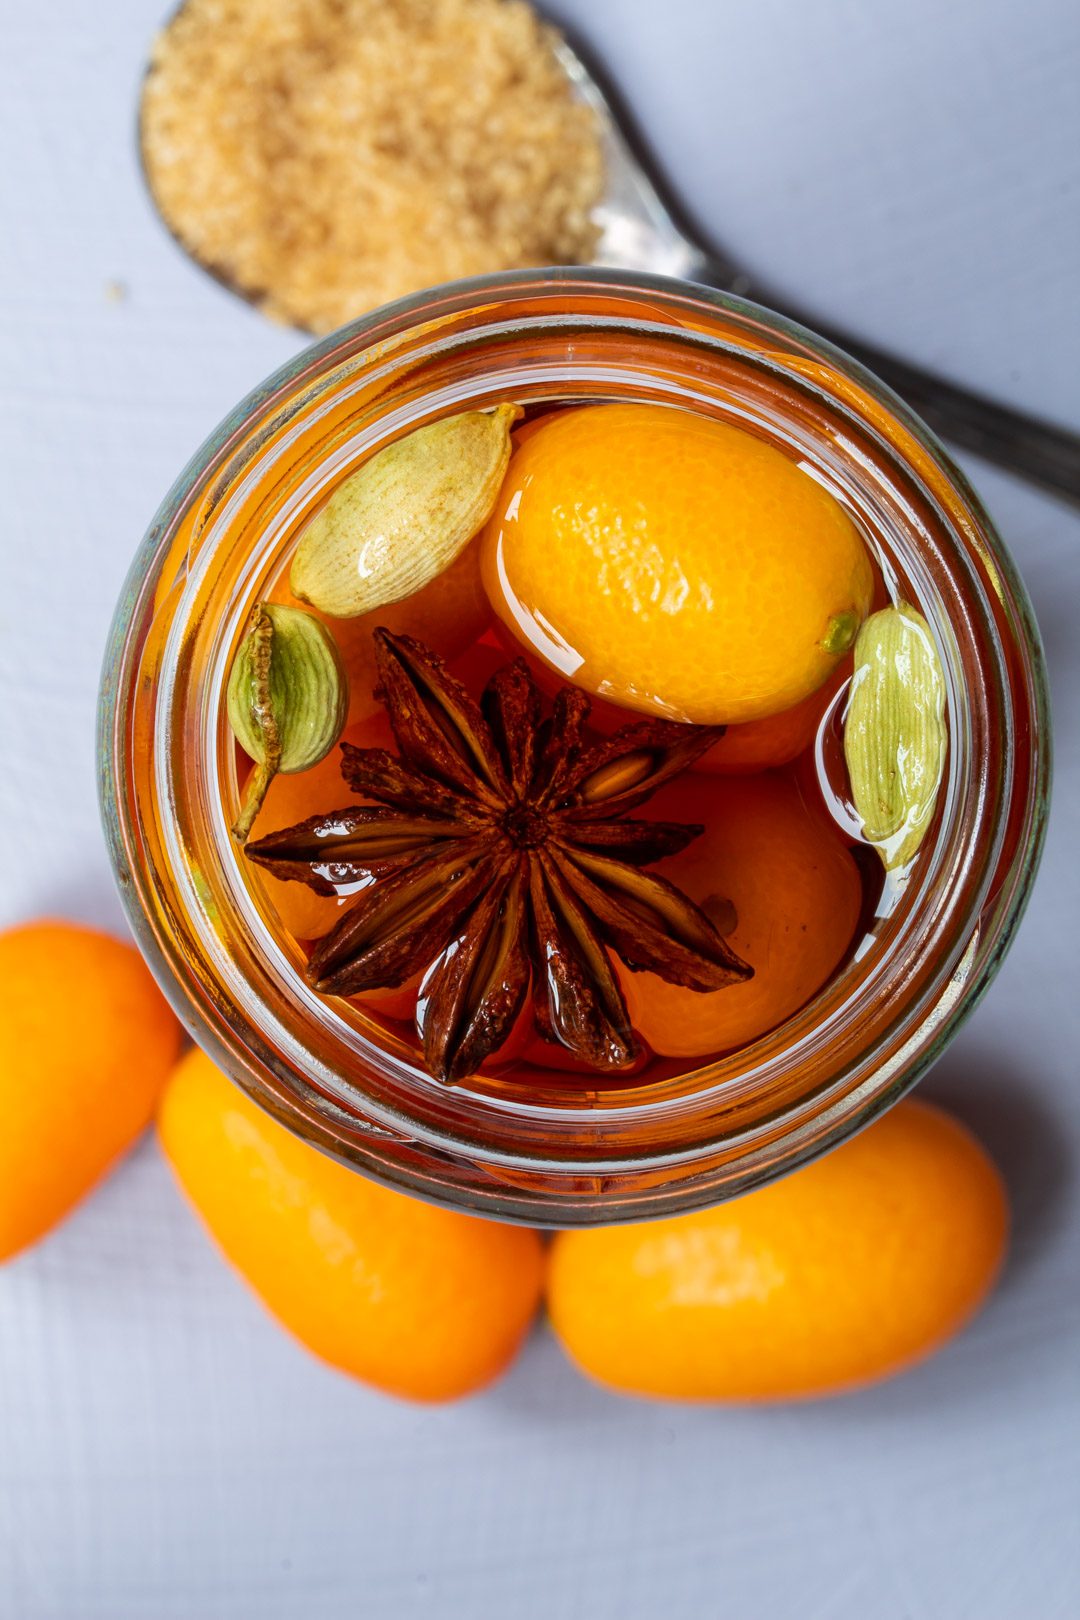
xmin=233 ymin=397 xmax=937 ymax=1097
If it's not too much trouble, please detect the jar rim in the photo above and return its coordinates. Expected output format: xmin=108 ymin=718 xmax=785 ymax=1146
xmin=99 ymin=268 xmax=1051 ymax=1223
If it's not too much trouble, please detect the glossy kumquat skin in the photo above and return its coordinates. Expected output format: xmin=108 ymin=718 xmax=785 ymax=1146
xmin=158 ymin=1048 xmax=545 ymax=1400
xmin=547 ymin=1100 xmax=1007 ymax=1401
xmin=481 ymin=403 xmax=873 ymax=725
xmin=0 ymin=921 xmax=181 ymax=1260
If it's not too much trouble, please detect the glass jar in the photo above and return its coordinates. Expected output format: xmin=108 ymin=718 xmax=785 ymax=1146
xmin=99 ymin=270 xmax=1049 ymax=1226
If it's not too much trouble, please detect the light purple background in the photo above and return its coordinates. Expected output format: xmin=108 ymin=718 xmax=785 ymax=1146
xmin=2 ymin=2 xmax=1078 ymax=1615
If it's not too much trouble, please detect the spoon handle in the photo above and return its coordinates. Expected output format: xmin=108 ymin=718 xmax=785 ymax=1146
xmin=809 ymin=317 xmax=1080 ymax=508
xmin=690 ymin=262 xmax=1080 ymax=506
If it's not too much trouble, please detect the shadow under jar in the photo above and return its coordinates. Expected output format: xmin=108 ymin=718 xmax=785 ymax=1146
xmin=99 ymin=270 xmax=1049 ymax=1226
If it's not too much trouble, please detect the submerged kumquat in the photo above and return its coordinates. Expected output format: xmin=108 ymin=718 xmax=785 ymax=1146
xmin=699 ymin=664 xmax=848 ymax=773
xmin=620 ymin=771 xmax=863 ymax=1056
xmin=481 ymin=403 xmax=873 ymax=725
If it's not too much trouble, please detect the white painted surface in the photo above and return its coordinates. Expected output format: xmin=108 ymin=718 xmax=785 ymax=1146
xmin=1 ymin=2 xmax=1078 ymax=1615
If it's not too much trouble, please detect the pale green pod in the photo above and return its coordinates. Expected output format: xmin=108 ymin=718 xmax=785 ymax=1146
xmin=226 ymin=603 xmax=348 ymax=843
xmin=289 ymin=402 xmax=523 ymax=618
xmin=843 ymin=602 xmax=948 ymax=870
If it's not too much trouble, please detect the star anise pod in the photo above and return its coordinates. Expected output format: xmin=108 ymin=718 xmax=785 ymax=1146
xmin=246 ymin=630 xmax=752 ymax=1083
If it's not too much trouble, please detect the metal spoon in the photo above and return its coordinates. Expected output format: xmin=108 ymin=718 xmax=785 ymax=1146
xmin=558 ymin=38 xmax=1080 ymax=507
xmin=139 ymin=14 xmax=1079 ymax=506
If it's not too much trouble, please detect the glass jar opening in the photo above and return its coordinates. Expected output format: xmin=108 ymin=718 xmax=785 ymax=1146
xmin=100 ymin=271 xmax=1049 ymax=1224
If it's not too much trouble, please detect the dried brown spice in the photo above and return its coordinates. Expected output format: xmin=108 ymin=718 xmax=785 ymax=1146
xmin=247 ymin=632 xmax=751 ymax=1082
xmin=141 ymin=0 xmax=603 ymax=334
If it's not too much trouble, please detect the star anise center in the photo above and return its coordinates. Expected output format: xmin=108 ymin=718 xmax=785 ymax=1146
xmin=246 ymin=630 xmax=752 ymax=1083
xmin=500 ymin=803 xmax=550 ymax=849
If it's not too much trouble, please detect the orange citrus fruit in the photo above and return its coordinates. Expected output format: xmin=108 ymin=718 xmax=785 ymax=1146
xmin=620 ymin=771 xmax=862 ymax=1056
xmin=547 ymin=1099 xmax=1007 ymax=1401
xmin=158 ymin=1048 xmax=545 ymax=1400
xmin=351 ymin=978 xmax=423 ymax=1022
xmin=481 ymin=403 xmax=873 ymax=724
xmin=0 ymin=921 xmax=181 ymax=1260
xmin=699 ymin=663 xmax=847 ymax=773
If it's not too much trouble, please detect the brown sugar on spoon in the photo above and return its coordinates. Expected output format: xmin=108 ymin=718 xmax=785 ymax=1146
xmin=140 ymin=0 xmax=604 ymax=334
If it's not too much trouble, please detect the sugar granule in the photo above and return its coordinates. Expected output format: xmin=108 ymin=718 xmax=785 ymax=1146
xmin=141 ymin=0 xmax=604 ymax=333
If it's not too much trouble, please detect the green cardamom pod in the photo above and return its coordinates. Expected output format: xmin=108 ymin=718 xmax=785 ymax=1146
xmin=289 ymin=402 xmax=523 ymax=618
xmin=843 ymin=602 xmax=948 ymax=870
xmin=227 ymin=603 xmax=348 ymax=844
